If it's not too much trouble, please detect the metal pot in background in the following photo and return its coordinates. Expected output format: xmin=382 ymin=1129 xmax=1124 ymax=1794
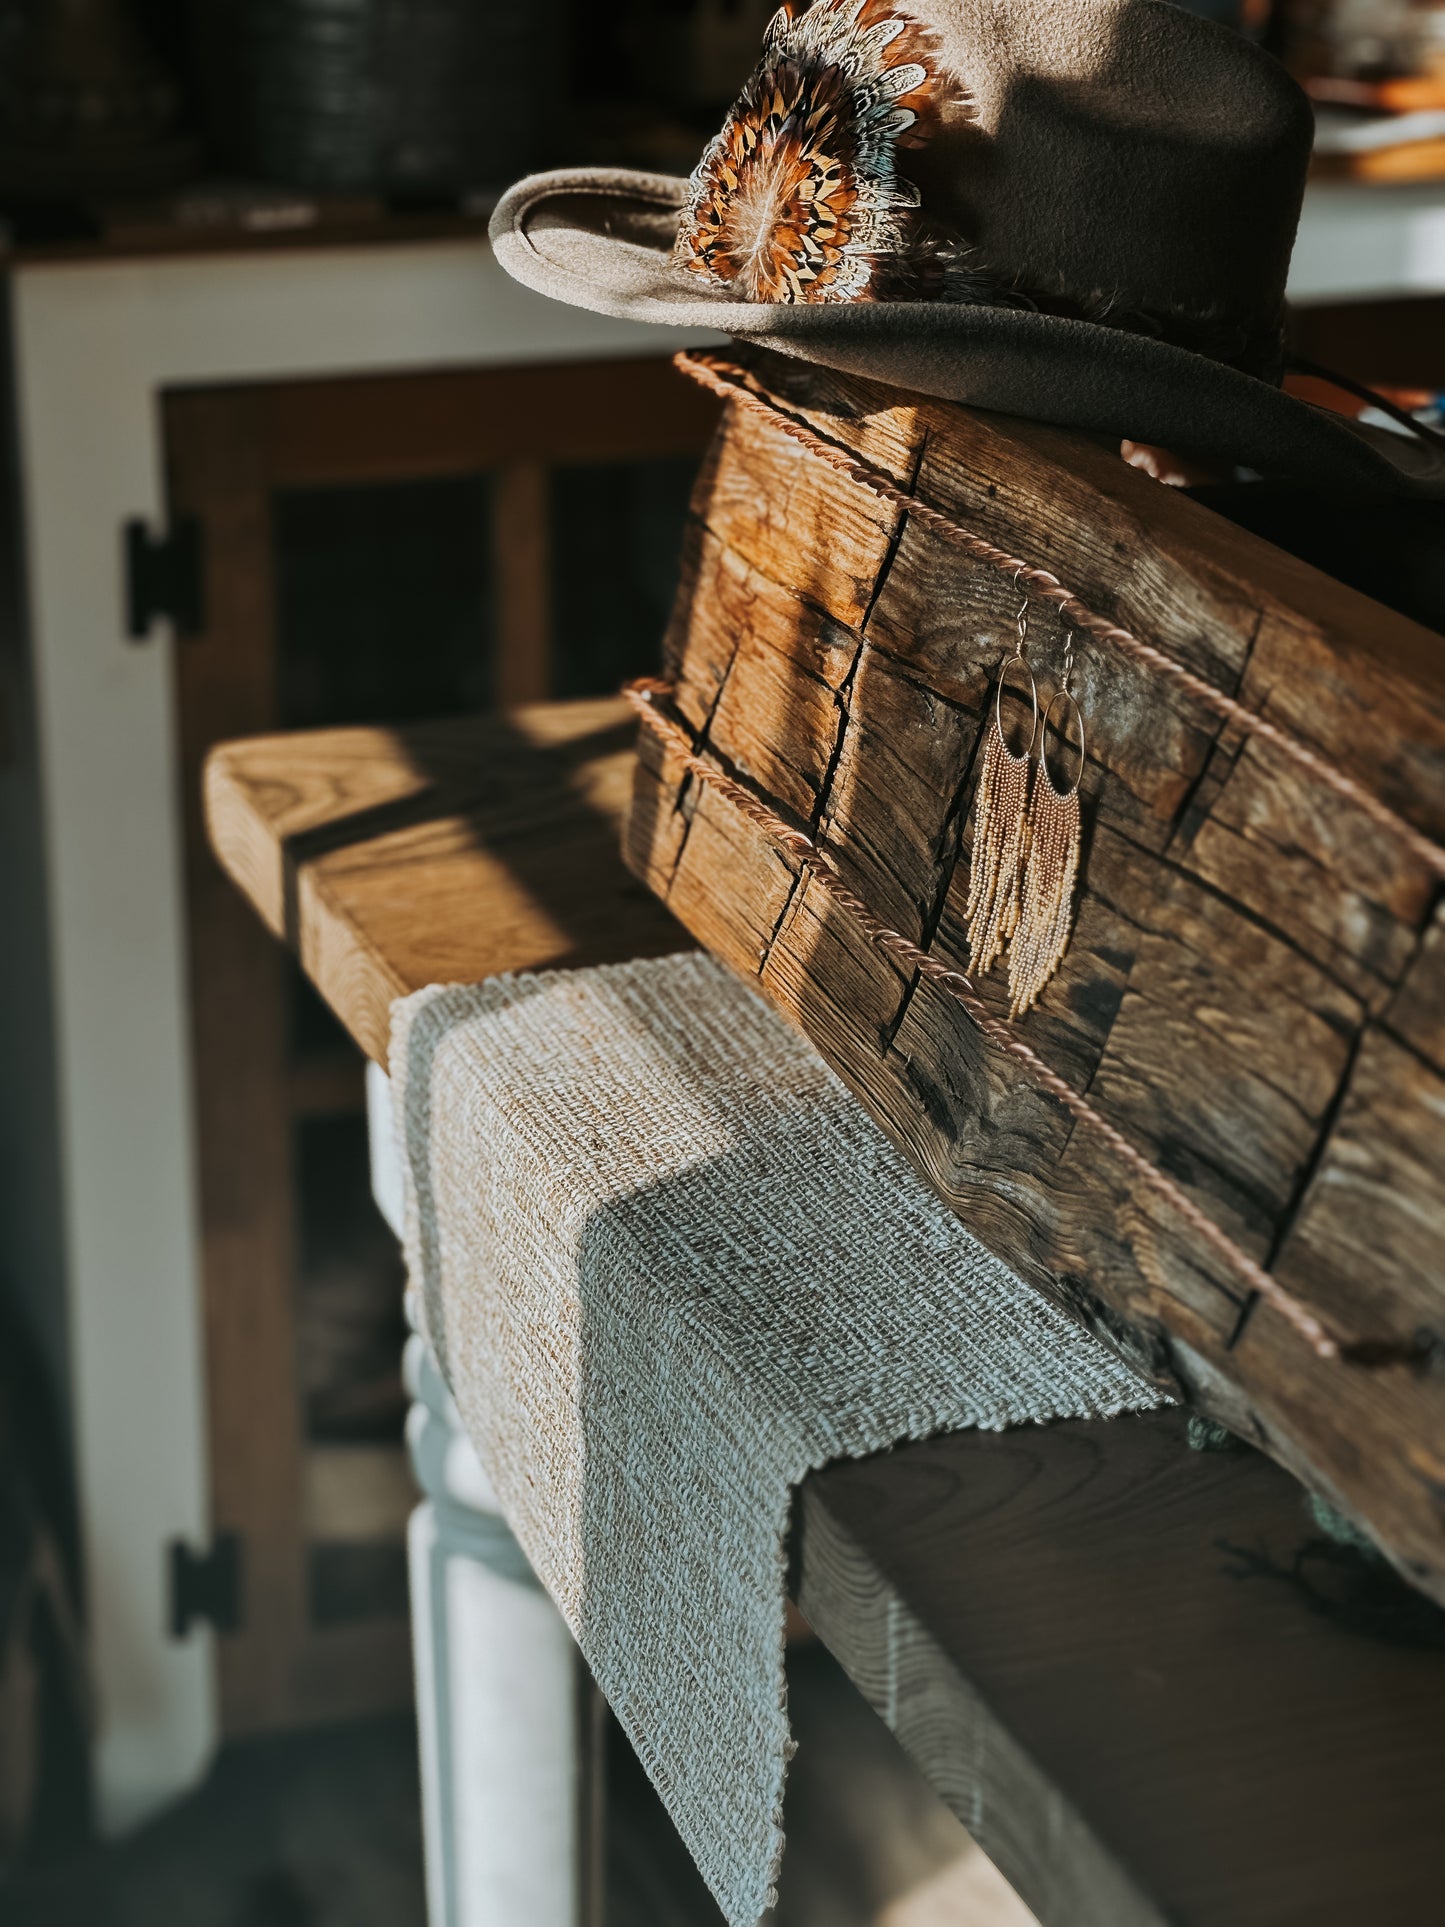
xmin=244 ymin=0 xmax=560 ymax=196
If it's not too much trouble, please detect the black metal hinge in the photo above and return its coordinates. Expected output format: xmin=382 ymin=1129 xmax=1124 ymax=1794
xmin=124 ymin=516 xmax=204 ymax=641
xmin=168 ymin=1532 xmax=242 ymax=1638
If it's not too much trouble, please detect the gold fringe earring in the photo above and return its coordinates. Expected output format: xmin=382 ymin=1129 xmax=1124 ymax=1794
xmin=965 ymin=597 xmax=1038 ymax=980
xmin=1009 ymin=636 xmax=1084 ymax=1018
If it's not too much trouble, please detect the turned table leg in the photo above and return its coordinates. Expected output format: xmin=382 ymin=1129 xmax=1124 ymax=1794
xmin=370 ymin=1065 xmax=598 ymax=1927
xmin=404 ymin=1329 xmax=593 ymax=1927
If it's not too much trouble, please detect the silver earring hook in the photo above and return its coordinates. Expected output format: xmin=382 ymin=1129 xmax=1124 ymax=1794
xmin=1060 ymin=627 xmax=1076 ymax=692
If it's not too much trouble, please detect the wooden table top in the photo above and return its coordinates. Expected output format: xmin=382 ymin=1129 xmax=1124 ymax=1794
xmin=206 ymin=701 xmax=1445 ymax=1927
xmin=204 ymin=698 xmax=687 ymax=1065
xmin=800 ymin=1411 xmax=1445 ymax=1927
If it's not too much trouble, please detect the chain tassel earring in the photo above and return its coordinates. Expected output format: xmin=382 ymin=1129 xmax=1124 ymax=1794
xmin=965 ymin=586 xmax=1038 ymax=979
xmin=1009 ymin=630 xmax=1084 ymax=1018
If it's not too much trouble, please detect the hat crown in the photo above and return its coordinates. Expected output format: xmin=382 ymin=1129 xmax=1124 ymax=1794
xmin=488 ymin=0 xmax=1444 ymax=491
xmin=900 ymin=0 xmax=1313 ymax=371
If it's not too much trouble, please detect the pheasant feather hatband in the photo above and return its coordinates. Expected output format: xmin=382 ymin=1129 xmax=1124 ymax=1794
xmin=674 ymin=0 xmax=951 ymax=305
xmin=670 ymin=0 xmax=1287 ymax=374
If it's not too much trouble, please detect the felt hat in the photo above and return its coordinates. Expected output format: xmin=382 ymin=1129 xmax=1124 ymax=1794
xmin=490 ymin=0 xmax=1445 ymax=496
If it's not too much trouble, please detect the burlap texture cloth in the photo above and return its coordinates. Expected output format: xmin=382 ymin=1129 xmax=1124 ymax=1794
xmin=393 ymin=952 xmax=1166 ymax=1924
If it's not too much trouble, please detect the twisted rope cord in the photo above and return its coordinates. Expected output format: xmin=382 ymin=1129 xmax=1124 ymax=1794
xmin=675 ymin=349 xmax=1445 ymax=885
xmin=626 ymin=678 xmax=1340 ymax=1361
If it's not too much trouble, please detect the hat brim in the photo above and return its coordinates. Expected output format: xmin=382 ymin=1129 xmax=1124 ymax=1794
xmin=490 ymin=168 xmax=1445 ymax=499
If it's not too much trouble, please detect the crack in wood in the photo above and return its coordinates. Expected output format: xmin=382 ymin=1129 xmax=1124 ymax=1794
xmin=810 ymin=642 xmax=868 ymax=841
xmin=1092 ymin=816 xmax=1385 ymax=1013
xmin=756 ymin=866 xmax=809 ymax=982
xmin=634 ymin=346 xmax=1445 ymax=1600
xmin=1265 ymin=1024 xmax=1367 ymax=1276
xmin=1163 ymin=607 xmax=1263 ymax=857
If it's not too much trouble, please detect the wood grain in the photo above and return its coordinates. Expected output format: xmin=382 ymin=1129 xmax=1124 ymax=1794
xmin=205 ymin=698 xmax=1445 ymax=1923
xmin=627 ymin=348 xmax=1445 ymax=1601
xmin=204 ymin=699 xmax=689 ymax=1067
xmin=797 ymin=1410 xmax=1445 ymax=1927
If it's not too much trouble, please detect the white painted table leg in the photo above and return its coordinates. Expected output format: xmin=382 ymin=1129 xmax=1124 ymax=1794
xmin=405 ymin=1332 xmax=583 ymax=1927
xmin=370 ymin=1063 xmax=586 ymax=1927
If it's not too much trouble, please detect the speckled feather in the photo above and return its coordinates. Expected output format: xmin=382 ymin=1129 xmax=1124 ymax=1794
xmin=674 ymin=0 xmax=995 ymax=304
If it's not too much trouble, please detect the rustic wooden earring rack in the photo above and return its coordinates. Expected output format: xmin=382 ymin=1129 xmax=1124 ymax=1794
xmin=625 ymin=345 xmax=1445 ymax=1599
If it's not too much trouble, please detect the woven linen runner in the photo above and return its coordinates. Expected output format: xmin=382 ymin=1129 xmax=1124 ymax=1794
xmin=393 ymin=952 xmax=1166 ymax=1925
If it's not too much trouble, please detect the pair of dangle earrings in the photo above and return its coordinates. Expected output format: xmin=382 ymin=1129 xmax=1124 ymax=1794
xmin=964 ymin=590 xmax=1085 ymax=1018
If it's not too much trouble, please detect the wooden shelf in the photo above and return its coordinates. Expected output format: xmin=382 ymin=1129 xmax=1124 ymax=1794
xmin=204 ymin=698 xmax=689 ymax=1065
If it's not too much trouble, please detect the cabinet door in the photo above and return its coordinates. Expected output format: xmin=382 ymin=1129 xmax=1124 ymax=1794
xmin=166 ymin=358 xmax=718 ymax=1733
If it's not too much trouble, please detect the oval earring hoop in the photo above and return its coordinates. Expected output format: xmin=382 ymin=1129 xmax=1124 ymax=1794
xmin=1041 ymin=688 xmax=1085 ymax=798
xmin=995 ymin=651 xmax=1039 ymax=763
xmin=967 ymin=644 xmax=1039 ymax=981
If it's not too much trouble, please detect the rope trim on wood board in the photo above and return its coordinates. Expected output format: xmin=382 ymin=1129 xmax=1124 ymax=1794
xmin=674 ymin=349 xmax=1445 ymax=886
xmin=626 ymin=678 xmax=1352 ymax=1361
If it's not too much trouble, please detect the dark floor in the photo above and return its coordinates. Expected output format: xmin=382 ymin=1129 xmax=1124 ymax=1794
xmin=5 ymin=1715 xmax=423 ymax=1927
xmin=4 ymin=1643 xmax=1030 ymax=1927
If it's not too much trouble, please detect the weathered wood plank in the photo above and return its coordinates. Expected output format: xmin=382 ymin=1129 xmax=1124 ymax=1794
xmin=797 ymin=1412 xmax=1445 ymax=1927
xmin=627 ymin=348 xmax=1445 ymax=1599
xmin=205 ymin=699 xmax=687 ymax=1065
xmin=683 ymin=386 xmax=917 ymax=636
